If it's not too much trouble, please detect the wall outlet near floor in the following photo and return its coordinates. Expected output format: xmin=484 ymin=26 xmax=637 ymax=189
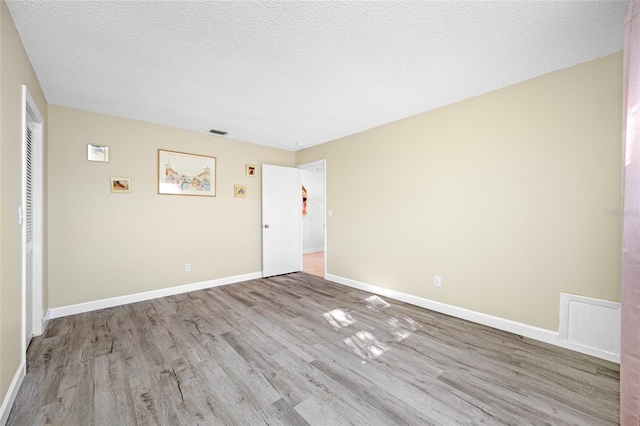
xmin=185 ymin=263 xmax=191 ymax=272
xmin=434 ymin=276 xmax=442 ymax=287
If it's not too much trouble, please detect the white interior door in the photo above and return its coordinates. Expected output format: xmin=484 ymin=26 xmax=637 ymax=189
xmin=262 ymin=164 xmax=302 ymax=277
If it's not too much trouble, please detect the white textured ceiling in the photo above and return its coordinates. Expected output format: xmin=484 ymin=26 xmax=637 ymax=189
xmin=6 ymin=1 xmax=627 ymax=152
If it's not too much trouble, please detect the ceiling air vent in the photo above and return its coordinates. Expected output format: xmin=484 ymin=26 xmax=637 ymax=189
xmin=209 ymin=128 xmax=228 ymax=135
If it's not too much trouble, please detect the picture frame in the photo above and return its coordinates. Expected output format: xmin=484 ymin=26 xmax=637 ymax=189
xmin=246 ymin=164 xmax=257 ymax=177
xmin=158 ymin=149 xmax=216 ymax=196
xmin=234 ymin=185 xmax=247 ymax=198
xmin=88 ymin=144 xmax=110 ymax=162
xmin=110 ymin=177 xmax=131 ymax=193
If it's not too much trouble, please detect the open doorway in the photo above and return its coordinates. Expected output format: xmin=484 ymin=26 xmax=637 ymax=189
xmin=297 ymin=160 xmax=326 ymax=277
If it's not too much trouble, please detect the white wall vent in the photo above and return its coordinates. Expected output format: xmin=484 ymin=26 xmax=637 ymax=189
xmin=559 ymin=293 xmax=621 ymax=359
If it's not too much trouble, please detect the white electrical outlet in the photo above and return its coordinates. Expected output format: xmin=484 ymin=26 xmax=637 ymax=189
xmin=185 ymin=263 xmax=191 ymax=272
xmin=434 ymin=276 xmax=442 ymax=287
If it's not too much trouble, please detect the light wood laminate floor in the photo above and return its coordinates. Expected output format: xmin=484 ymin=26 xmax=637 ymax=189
xmin=8 ymin=273 xmax=619 ymax=425
xmin=303 ymin=252 xmax=324 ymax=277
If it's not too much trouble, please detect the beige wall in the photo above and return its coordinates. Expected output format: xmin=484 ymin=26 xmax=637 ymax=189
xmin=0 ymin=0 xmax=48 ymax=407
xmin=296 ymin=53 xmax=623 ymax=332
xmin=47 ymin=106 xmax=294 ymax=308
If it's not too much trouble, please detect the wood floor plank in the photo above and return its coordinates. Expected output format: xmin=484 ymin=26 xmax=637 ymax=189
xmin=272 ymin=352 xmax=405 ymax=425
xmin=192 ymin=360 xmax=268 ymax=425
xmin=94 ymin=353 xmax=138 ymax=426
xmin=152 ymin=363 xmax=206 ymax=424
xmin=261 ymin=397 xmax=311 ymax=426
xmin=294 ymin=395 xmax=353 ymax=426
xmin=126 ymin=355 xmax=172 ymax=426
xmin=208 ymin=332 xmax=282 ymax=409
xmin=223 ymin=332 xmax=313 ymax=407
xmin=311 ymin=356 xmax=440 ymax=424
xmin=7 ymin=272 xmax=620 ymax=425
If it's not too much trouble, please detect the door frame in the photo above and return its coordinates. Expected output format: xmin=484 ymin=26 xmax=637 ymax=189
xmin=21 ymin=85 xmax=45 ymax=358
xmin=296 ymin=159 xmax=327 ymax=277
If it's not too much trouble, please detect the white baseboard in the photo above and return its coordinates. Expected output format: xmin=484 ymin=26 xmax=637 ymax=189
xmin=0 ymin=362 xmax=25 ymax=426
xmin=325 ymin=274 xmax=620 ymax=364
xmin=303 ymin=248 xmax=324 ymax=254
xmin=47 ymin=272 xmax=263 ymax=319
xmin=43 ymin=310 xmax=51 ymax=329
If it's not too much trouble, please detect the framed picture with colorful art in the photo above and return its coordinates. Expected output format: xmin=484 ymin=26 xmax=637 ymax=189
xmin=87 ymin=144 xmax=109 ymax=162
xmin=234 ymin=185 xmax=247 ymax=198
xmin=158 ymin=149 xmax=216 ymax=196
xmin=110 ymin=177 xmax=131 ymax=193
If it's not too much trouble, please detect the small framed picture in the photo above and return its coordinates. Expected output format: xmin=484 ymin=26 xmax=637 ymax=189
xmin=88 ymin=144 xmax=110 ymax=162
xmin=234 ymin=185 xmax=247 ymax=198
xmin=110 ymin=177 xmax=131 ymax=193
xmin=246 ymin=164 xmax=256 ymax=177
